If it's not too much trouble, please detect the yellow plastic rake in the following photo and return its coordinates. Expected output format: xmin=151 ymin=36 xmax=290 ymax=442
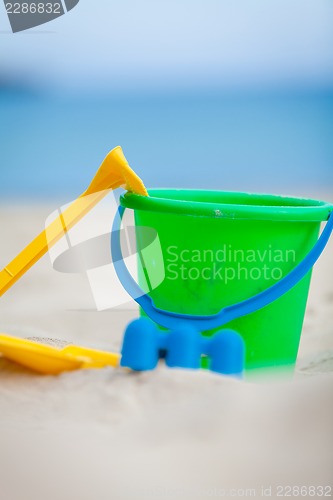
xmin=0 ymin=334 xmax=120 ymax=375
xmin=0 ymin=145 xmax=148 ymax=297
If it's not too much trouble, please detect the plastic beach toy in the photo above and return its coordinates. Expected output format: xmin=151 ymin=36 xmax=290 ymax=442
xmin=120 ymin=318 xmax=245 ymax=376
xmin=0 ymin=146 xmax=148 ymax=297
xmin=0 ymin=334 xmax=120 ymax=375
xmin=112 ymin=190 xmax=333 ymax=371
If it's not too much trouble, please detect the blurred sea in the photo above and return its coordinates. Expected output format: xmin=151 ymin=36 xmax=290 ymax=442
xmin=0 ymin=88 xmax=332 ymax=202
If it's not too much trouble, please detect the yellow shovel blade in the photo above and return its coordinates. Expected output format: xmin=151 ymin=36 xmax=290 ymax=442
xmin=0 ymin=146 xmax=148 ymax=297
xmin=0 ymin=334 xmax=85 ymax=375
xmin=84 ymin=145 xmax=148 ymax=197
xmin=0 ymin=334 xmax=120 ymax=375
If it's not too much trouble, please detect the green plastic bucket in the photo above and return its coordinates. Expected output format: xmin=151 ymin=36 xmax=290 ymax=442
xmin=120 ymin=189 xmax=332 ymax=371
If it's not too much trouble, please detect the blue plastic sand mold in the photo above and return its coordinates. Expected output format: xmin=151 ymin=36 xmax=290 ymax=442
xmin=121 ymin=318 xmax=245 ymax=376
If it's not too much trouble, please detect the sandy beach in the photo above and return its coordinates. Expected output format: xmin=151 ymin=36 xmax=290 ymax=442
xmin=0 ymin=200 xmax=332 ymax=500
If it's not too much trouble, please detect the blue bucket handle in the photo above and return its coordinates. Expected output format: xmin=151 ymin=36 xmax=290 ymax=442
xmin=111 ymin=206 xmax=333 ymax=330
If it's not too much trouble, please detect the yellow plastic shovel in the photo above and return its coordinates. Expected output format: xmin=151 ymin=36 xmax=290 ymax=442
xmin=0 ymin=146 xmax=148 ymax=297
xmin=0 ymin=334 xmax=120 ymax=375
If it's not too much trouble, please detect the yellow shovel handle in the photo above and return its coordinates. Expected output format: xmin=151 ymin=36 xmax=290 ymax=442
xmin=0 ymin=145 xmax=148 ymax=297
xmin=0 ymin=186 xmax=118 ymax=296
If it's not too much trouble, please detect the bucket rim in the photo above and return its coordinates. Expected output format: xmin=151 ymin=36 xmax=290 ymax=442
xmin=120 ymin=189 xmax=333 ymax=221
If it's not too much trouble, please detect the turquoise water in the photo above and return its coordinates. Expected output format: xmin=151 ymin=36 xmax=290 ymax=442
xmin=0 ymin=89 xmax=332 ymax=201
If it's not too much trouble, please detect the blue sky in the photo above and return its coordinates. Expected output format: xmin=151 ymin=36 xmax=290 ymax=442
xmin=1 ymin=0 xmax=333 ymax=92
xmin=1 ymin=1 xmax=332 ymax=198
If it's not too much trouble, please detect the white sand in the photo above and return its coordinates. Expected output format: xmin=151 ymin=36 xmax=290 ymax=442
xmin=0 ymin=202 xmax=332 ymax=500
